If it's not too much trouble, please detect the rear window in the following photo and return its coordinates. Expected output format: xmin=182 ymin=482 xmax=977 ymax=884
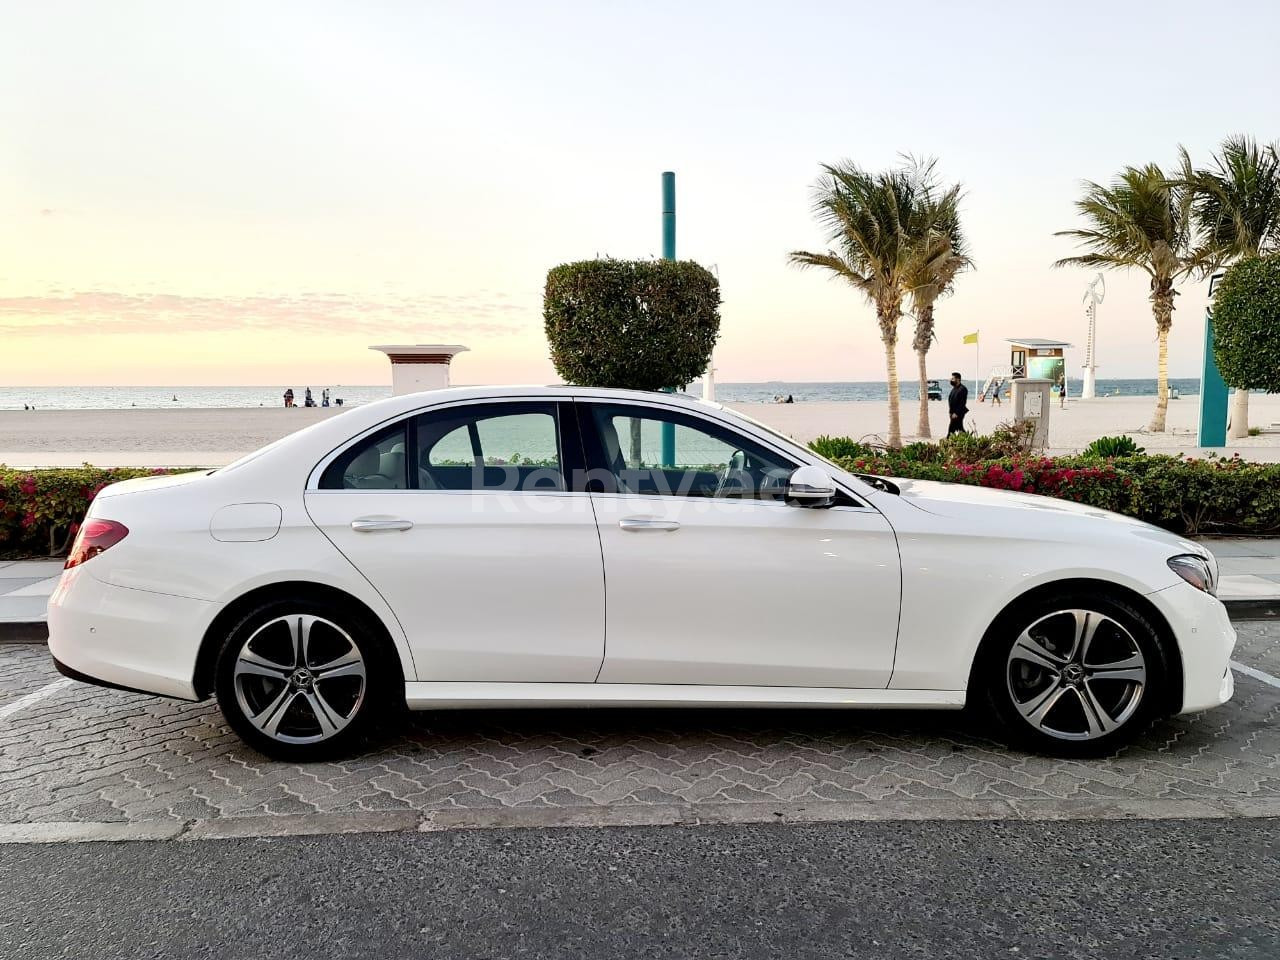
xmin=318 ymin=424 xmax=409 ymax=490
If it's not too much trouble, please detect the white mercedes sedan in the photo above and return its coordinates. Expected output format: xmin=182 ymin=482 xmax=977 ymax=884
xmin=49 ymin=386 xmax=1235 ymax=761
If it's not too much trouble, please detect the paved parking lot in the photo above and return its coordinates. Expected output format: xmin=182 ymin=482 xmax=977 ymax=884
xmin=0 ymin=622 xmax=1275 ymax=834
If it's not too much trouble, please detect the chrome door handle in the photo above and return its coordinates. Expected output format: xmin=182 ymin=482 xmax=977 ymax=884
xmin=618 ymin=518 xmax=680 ymax=532
xmin=351 ymin=518 xmax=414 ymax=533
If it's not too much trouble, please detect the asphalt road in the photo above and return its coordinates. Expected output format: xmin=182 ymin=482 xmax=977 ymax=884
xmin=2 ymin=818 xmax=1277 ymax=960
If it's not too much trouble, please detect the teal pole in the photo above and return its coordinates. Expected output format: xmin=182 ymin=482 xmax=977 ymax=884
xmin=1198 ymin=275 xmax=1228 ymax=447
xmin=662 ymin=171 xmax=676 ymax=260
xmin=660 ymin=171 xmax=676 ymax=467
xmin=1199 ymin=314 xmax=1228 ymax=447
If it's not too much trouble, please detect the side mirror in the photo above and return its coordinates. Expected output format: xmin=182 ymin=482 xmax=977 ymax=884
xmin=786 ymin=464 xmax=837 ymax=508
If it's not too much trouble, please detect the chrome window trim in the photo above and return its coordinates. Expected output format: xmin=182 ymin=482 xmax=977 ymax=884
xmin=306 ymin=396 xmax=572 ymax=493
xmin=571 ymin=396 xmax=873 ymax=511
xmin=304 ymin=391 xmax=873 ymax=511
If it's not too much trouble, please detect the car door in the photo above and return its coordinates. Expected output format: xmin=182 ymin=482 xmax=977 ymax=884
xmin=579 ymin=399 xmax=901 ymax=689
xmin=304 ymin=399 xmax=604 ymax=682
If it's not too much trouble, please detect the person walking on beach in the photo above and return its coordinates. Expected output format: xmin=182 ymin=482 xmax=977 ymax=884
xmin=991 ymin=377 xmax=1002 ymax=407
xmin=321 ymin=388 xmax=330 ymax=408
xmin=283 ymin=388 xmax=294 ymax=408
xmin=948 ymin=371 xmax=969 ymax=435
xmin=1057 ymin=372 xmax=1067 ymax=408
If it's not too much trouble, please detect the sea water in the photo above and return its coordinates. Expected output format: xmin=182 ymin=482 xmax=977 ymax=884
xmin=0 ymin=379 xmax=1205 ymax=410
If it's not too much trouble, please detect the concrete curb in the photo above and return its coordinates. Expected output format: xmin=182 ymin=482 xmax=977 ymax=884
xmin=0 ymin=622 xmax=49 ymax=644
xmin=1 ymin=796 xmax=1278 ymax=845
xmin=2 ymin=598 xmax=1276 ymax=646
xmin=1222 ymin=599 xmax=1280 ymax=620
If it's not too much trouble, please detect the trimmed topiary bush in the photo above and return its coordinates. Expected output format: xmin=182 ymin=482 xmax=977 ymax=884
xmin=544 ymin=258 xmax=721 ymax=391
xmin=1212 ymin=254 xmax=1280 ymax=394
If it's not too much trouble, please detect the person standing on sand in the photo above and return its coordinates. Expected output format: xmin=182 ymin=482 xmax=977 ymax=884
xmin=948 ymin=371 xmax=969 ymax=435
xmin=991 ymin=378 xmax=1002 ymax=407
xmin=283 ymin=388 xmax=294 ymax=408
xmin=1058 ymin=372 xmax=1067 ymax=408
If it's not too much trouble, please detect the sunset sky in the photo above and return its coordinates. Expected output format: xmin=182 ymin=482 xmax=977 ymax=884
xmin=3 ymin=1 xmax=1277 ymax=388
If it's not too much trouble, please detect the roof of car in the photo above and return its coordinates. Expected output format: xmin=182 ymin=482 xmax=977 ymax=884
xmin=388 ymin=384 xmax=723 ymax=409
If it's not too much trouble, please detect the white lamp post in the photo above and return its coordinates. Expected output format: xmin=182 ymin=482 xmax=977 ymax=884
xmin=1081 ymin=273 xmax=1105 ymax=400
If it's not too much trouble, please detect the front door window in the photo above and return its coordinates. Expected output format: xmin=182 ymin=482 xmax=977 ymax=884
xmin=582 ymin=404 xmax=795 ymax=499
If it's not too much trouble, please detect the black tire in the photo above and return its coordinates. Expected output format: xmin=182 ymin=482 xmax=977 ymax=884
xmin=214 ymin=597 xmax=399 ymax=761
xmin=980 ymin=590 xmax=1174 ymax=757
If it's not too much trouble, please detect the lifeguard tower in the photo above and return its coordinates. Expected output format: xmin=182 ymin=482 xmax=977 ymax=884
xmin=981 ymin=337 xmax=1073 ymax=400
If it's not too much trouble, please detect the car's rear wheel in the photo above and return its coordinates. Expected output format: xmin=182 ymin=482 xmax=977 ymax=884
xmin=214 ymin=599 xmax=394 ymax=761
xmin=982 ymin=592 xmax=1172 ymax=756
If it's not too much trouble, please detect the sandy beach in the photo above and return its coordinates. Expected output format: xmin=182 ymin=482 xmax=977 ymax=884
xmin=2 ymin=395 xmax=1279 ymax=468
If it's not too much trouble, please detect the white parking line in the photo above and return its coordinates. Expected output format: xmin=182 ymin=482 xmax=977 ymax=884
xmin=1231 ymin=661 xmax=1280 ymax=690
xmin=0 ymin=679 xmax=74 ymax=721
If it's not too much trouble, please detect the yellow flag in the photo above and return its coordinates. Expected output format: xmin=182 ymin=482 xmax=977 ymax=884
xmin=962 ymin=331 xmax=979 ymax=345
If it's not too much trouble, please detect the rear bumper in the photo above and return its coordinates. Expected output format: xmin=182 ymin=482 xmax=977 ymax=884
xmin=1146 ymin=581 xmax=1237 ymax=715
xmin=47 ymin=567 xmax=213 ymax=701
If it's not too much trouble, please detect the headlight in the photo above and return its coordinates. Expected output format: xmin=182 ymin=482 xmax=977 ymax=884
xmin=1168 ymin=554 xmax=1217 ymax=595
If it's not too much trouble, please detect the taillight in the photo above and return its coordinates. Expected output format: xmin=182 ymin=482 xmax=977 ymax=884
xmin=65 ymin=519 xmax=129 ymax=570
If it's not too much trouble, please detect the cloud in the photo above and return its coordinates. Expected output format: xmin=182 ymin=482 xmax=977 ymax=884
xmin=0 ymin=289 xmax=532 ymax=338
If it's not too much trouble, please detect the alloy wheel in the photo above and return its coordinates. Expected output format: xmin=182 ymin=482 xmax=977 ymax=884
xmin=1006 ymin=608 xmax=1147 ymax=741
xmin=232 ymin=614 xmax=367 ymax=745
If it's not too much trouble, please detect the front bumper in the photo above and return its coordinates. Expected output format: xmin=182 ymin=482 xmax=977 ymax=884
xmin=1146 ymin=580 xmax=1237 ymax=715
xmin=47 ymin=567 xmax=214 ymax=701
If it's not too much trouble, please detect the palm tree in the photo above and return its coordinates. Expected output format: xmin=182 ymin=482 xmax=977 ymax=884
xmin=790 ymin=161 xmax=930 ymax=447
xmin=1055 ymin=164 xmax=1209 ymax=432
xmin=904 ymin=180 xmax=971 ymax=438
xmin=1178 ymin=135 xmax=1280 ymax=437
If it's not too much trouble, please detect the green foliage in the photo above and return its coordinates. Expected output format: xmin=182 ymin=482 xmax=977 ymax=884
xmin=1211 ymin=254 xmax=1280 ymax=392
xmin=809 ymin=435 xmax=877 ymax=462
xmin=937 ymin=421 xmax=1035 ymax=461
xmin=1083 ymin=435 xmax=1146 ymax=458
xmin=811 ymin=437 xmax=1280 ymax=536
xmin=1054 ymin=164 xmax=1205 ymax=285
xmin=0 ymin=466 xmax=188 ymax=557
xmin=543 ymin=259 xmax=721 ymax=391
xmin=898 ymin=441 xmax=943 ymax=463
xmin=1179 ymin=136 xmax=1280 ymax=262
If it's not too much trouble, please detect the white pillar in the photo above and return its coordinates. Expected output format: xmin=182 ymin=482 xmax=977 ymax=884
xmin=1228 ymin=388 xmax=1250 ymax=440
xmin=1081 ymin=366 xmax=1096 ymax=401
xmin=370 ymin=344 xmax=469 ymax=396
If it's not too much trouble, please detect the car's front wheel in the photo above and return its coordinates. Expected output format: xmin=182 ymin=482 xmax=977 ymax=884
xmin=983 ymin=592 xmax=1172 ymax=756
xmin=214 ymin=599 xmax=394 ymax=761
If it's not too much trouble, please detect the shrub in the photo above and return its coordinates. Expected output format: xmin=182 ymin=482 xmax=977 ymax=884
xmin=899 ymin=441 xmax=943 ymax=463
xmin=809 ymin=437 xmax=1280 ymax=536
xmin=1211 ymin=254 xmax=1280 ymax=393
xmin=936 ymin=421 xmax=1034 ymax=462
xmin=810 ymin=435 xmax=877 ymax=462
xmin=0 ymin=466 xmax=187 ymax=557
xmin=543 ymin=258 xmax=721 ymax=391
xmin=1083 ymin=435 xmax=1145 ymax=458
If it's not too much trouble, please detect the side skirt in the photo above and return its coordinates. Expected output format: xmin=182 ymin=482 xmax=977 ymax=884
xmin=404 ymin=682 xmax=965 ymax=711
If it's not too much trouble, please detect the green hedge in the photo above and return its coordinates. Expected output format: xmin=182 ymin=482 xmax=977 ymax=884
xmin=7 ymin=446 xmax=1279 ymax=557
xmin=544 ymin=258 xmax=721 ymax=391
xmin=0 ymin=467 xmax=186 ymax=558
xmin=815 ymin=440 xmax=1280 ymax=536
